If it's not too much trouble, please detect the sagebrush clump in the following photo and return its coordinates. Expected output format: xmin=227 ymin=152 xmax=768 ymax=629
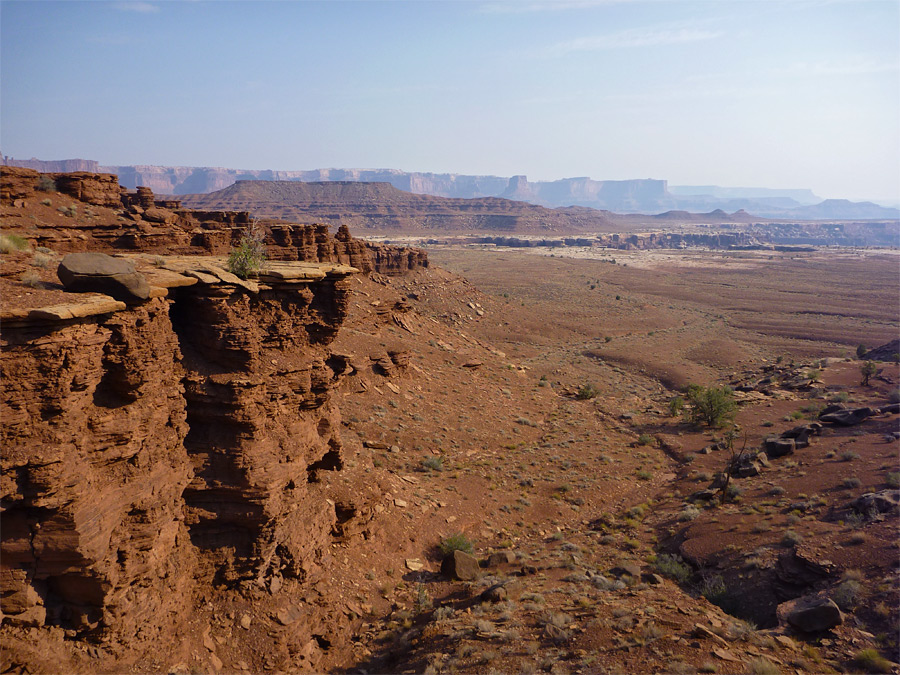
xmin=439 ymin=532 xmax=474 ymax=555
xmin=227 ymin=221 xmax=267 ymax=279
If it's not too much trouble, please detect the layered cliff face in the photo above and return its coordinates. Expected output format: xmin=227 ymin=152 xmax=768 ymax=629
xmin=178 ymin=179 xmax=615 ymax=234
xmin=0 ymin=258 xmax=359 ymax=645
xmin=172 ymin=272 xmax=353 ymax=584
xmin=1 ymin=298 xmax=193 ymax=637
xmin=0 ymin=169 xmax=422 ymax=670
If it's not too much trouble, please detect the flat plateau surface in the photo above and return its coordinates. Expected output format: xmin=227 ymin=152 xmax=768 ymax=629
xmin=319 ymin=246 xmax=899 ymax=674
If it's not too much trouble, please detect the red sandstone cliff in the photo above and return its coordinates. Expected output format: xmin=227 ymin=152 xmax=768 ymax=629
xmin=0 ymin=167 xmax=428 ymax=275
xmin=0 ymin=169 xmax=420 ymax=671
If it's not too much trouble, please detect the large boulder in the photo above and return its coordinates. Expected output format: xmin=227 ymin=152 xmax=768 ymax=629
xmin=764 ymin=437 xmax=796 ymax=458
xmin=818 ymin=407 xmax=875 ymax=426
xmin=58 ymin=252 xmax=150 ymax=302
xmin=441 ymin=550 xmax=480 ymax=581
xmin=781 ymin=424 xmax=821 ymax=448
xmin=142 ymin=207 xmax=175 ymax=224
xmin=851 ymin=490 xmax=900 ymax=516
xmin=777 ymin=594 xmax=842 ymax=632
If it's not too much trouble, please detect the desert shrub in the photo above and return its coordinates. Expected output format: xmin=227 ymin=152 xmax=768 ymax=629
xmin=654 ymin=553 xmax=692 ymax=583
xmin=832 ymin=579 xmax=861 ymax=609
xmin=888 ymin=388 xmax=900 ymax=404
xmin=36 ymin=175 xmax=56 ymax=192
xmin=841 ymin=450 xmax=860 ymax=462
xmin=801 ymin=402 xmax=823 ymax=418
xmin=433 ymin=605 xmax=455 ymax=621
xmin=575 ymin=384 xmax=598 ymax=400
xmin=0 ymin=233 xmax=29 ymax=253
xmin=854 ymin=648 xmax=893 ymax=673
xmin=642 ymin=621 xmax=664 ymax=641
xmin=747 ymin=657 xmax=781 ymax=675
xmin=684 ymin=384 xmax=737 ymax=428
xmin=440 ymin=532 xmax=473 ymax=555
xmin=57 ymin=204 xmax=77 ymax=217
xmin=781 ymin=530 xmax=802 ymax=547
xmin=422 ymin=455 xmax=444 ymax=472
xmin=40 ymin=198 xmax=52 ymax=206
xmin=668 ymin=396 xmax=685 ymax=416
xmin=844 ymin=510 xmax=871 ymax=529
xmin=806 ymin=369 xmax=821 ymax=382
xmin=227 ymin=220 xmax=267 ymax=279
xmin=19 ymin=271 xmax=41 ymax=288
xmin=678 ymin=506 xmax=700 ymax=522
xmin=856 ymin=344 xmax=868 ymax=359
xmin=886 ymin=471 xmax=900 ymax=488
xmin=842 ymin=477 xmax=861 ymax=489
xmin=32 ymin=252 xmax=54 ymax=268
xmin=637 ymin=434 xmax=654 ymax=446
xmin=725 ymin=484 xmax=743 ymax=500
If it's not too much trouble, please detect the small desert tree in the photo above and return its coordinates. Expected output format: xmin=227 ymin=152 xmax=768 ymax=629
xmin=860 ymin=360 xmax=877 ymax=386
xmin=718 ymin=429 xmax=749 ymax=503
xmin=227 ymin=220 xmax=266 ymax=279
xmin=856 ymin=344 xmax=868 ymax=359
xmin=684 ymin=384 xmax=737 ymax=428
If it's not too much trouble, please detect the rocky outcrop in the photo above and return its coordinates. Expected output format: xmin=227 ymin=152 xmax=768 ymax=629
xmin=777 ymin=594 xmax=843 ymax=632
xmin=52 ymin=172 xmax=122 ymax=207
xmin=818 ymin=406 xmax=875 ymax=426
xmin=1 ymin=297 xmax=194 ymax=635
xmin=0 ymin=170 xmax=428 ymax=275
xmin=0 ymin=166 xmax=42 ymax=202
xmin=57 ymin=252 xmax=150 ymax=302
xmin=0 ymin=167 xmax=122 ymax=207
xmin=850 ymin=490 xmax=900 ymax=516
xmin=365 ymin=241 xmax=429 ymax=275
xmin=2 ymin=245 xmax=359 ymax=646
xmin=865 ymin=339 xmax=900 ymax=362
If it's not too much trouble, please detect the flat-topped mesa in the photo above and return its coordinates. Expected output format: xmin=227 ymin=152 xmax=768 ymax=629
xmin=0 ymin=247 xmax=364 ymax=641
xmin=0 ymin=167 xmax=428 ymax=275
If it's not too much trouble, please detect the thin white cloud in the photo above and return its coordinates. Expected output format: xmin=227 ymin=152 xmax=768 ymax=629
xmin=778 ymin=57 xmax=900 ymax=76
xmin=544 ymin=25 xmax=723 ymax=55
xmin=112 ymin=2 xmax=160 ymax=13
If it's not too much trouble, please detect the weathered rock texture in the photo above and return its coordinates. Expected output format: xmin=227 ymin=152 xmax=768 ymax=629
xmin=172 ymin=268 xmax=355 ymax=584
xmin=1 ymin=298 xmax=194 ymax=636
xmin=0 ymin=167 xmax=428 ymax=276
xmin=1 ymin=212 xmax=363 ymax=652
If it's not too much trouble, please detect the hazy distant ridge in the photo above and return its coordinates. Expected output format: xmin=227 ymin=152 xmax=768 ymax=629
xmin=3 ymin=157 xmax=897 ymax=219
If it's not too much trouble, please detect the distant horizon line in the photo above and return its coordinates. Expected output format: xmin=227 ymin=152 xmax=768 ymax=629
xmin=4 ymin=153 xmax=900 ymax=205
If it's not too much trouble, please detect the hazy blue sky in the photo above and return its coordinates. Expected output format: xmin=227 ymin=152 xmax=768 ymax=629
xmin=2 ymin=0 xmax=898 ymax=201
